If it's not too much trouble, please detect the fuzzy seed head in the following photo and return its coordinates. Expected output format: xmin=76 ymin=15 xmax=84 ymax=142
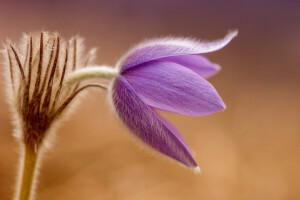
xmin=2 ymin=31 xmax=97 ymax=150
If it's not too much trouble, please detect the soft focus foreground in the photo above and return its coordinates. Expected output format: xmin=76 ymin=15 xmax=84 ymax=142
xmin=0 ymin=1 xmax=299 ymax=200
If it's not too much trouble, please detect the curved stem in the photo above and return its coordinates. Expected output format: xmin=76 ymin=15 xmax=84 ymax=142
xmin=65 ymin=66 xmax=118 ymax=87
xmin=17 ymin=145 xmax=38 ymax=200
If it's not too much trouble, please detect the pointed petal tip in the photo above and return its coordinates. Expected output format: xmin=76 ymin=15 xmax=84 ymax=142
xmin=217 ymin=97 xmax=227 ymax=111
xmin=211 ymin=29 xmax=238 ymax=51
xmin=221 ymin=101 xmax=227 ymax=110
xmin=193 ymin=166 xmax=201 ymax=174
xmin=228 ymin=29 xmax=238 ymax=38
xmin=223 ymin=30 xmax=238 ymax=43
xmin=213 ymin=98 xmax=226 ymax=114
xmin=214 ymin=63 xmax=221 ymax=72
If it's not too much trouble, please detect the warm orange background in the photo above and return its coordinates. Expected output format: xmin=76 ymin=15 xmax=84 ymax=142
xmin=0 ymin=1 xmax=299 ymax=200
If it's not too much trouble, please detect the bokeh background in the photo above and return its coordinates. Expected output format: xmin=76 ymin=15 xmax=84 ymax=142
xmin=0 ymin=0 xmax=299 ymax=200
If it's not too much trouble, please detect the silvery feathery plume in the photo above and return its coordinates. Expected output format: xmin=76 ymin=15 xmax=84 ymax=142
xmin=67 ymin=30 xmax=238 ymax=173
xmin=2 ymin=31 xmax=99 ymax=200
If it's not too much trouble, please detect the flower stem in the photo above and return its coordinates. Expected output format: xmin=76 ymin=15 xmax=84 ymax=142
xmin=65 ymin=66 xmax=118 ymax=87
xmin=17 ymin=145 xmax=38 ymax=200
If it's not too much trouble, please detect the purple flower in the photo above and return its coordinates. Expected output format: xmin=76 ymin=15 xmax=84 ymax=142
xmin=110 ymin=31 xmax=237 ymax=171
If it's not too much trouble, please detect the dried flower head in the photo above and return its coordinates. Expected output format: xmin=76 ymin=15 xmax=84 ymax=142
xmin=3 ymin=31 xmax=98 ymax=151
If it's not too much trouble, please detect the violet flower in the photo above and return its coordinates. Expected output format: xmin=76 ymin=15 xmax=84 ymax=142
xmin=67 ymin=31 xmax=238 ymax=172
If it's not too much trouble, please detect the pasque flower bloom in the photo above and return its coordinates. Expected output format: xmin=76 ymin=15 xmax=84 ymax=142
xmin=109 ymin=31 xmax=238 ymax=171
xmin=2 ymin=30 xmax=238 ymax=200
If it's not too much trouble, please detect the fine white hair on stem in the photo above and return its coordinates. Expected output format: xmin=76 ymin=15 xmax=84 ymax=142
xmin=65 ymin=66 xmax=118 ymax=87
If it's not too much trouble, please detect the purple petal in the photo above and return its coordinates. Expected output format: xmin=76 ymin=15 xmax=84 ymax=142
xmin=112 ymin=76 xmax=198 ymax=168
xmin=123 ymin=60 xmax=225 ymax=116
xmin=120 ymin=30 xmax=237 ymax=73
xmin=154 ymin=112 xmax=192 ymax=154
xmin=160 ymin=55 xmax=220 ymax=78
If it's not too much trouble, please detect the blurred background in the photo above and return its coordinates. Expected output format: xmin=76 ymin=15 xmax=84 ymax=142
xmin=0 ymin=0 xmax=299 ymax=200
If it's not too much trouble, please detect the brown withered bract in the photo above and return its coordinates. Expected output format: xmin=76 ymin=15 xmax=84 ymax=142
xmin=3 ymin=31 xmax=102 ymax=151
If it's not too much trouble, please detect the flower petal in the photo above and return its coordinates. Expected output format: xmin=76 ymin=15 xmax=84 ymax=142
xmin=154 ymin=112 xmax=193 ymax=154
xmin=123 ymin=60 xmax=225 ymax=116
xmin=112 ymin=76 xmax=198 ymax=168
xmin=120 ymin=30 xmax=237 ymax=73
xmin=160 ymin=55 xmax=220 ymax=78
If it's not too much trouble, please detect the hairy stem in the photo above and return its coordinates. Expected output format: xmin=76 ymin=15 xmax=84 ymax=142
xmin=65 ymin=66 xmax=117 ymax=86
xmin=17 ymin=145 xmax=39 ymax=200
